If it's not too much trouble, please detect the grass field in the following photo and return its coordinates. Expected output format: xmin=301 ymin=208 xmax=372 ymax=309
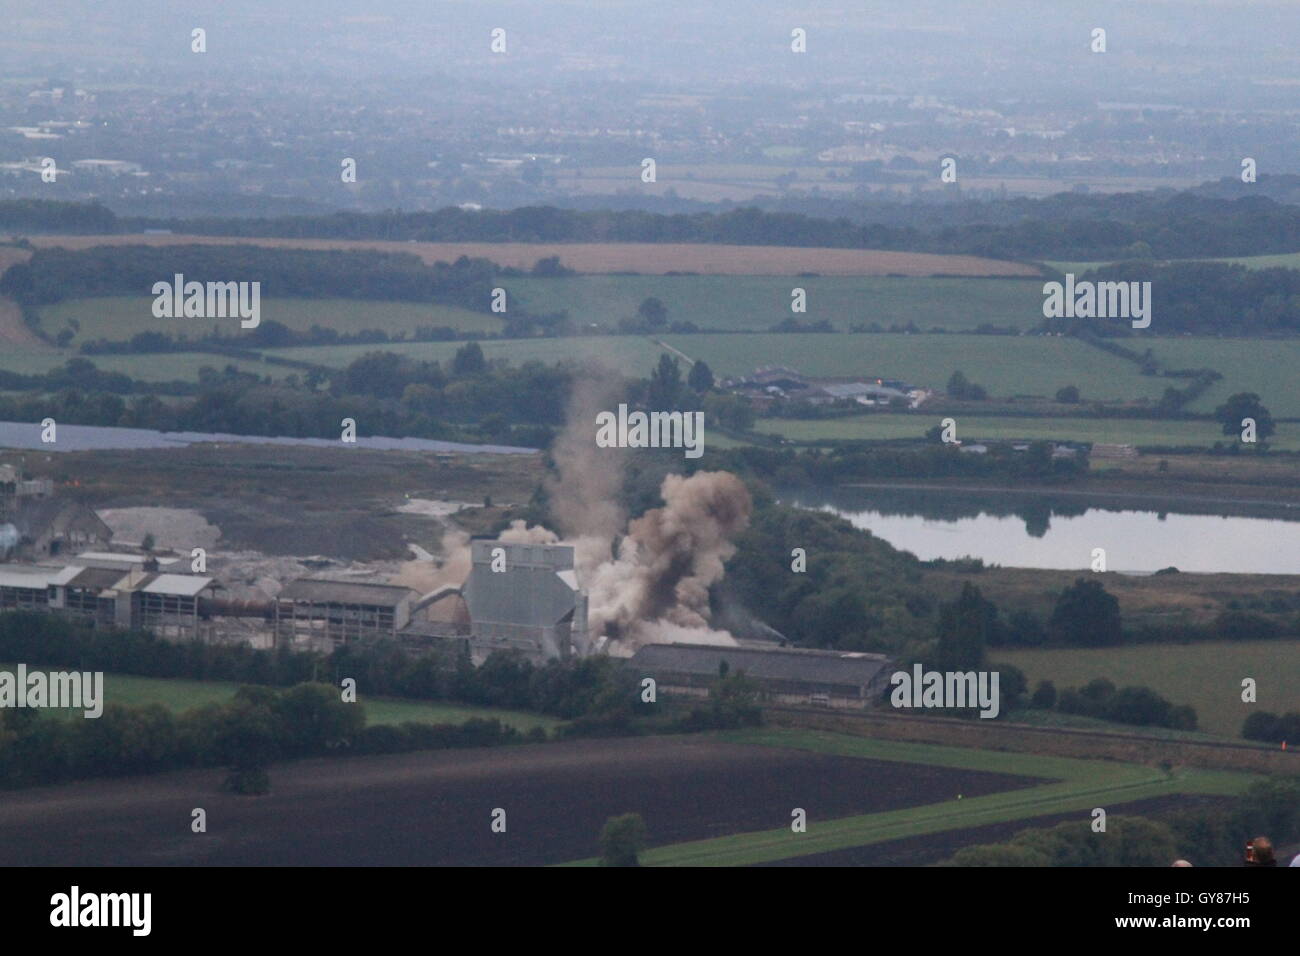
xmin=561 ymin=728 xmax=1256 ymax=866
xmin=996 ymin=641 xmax=1300 ymax=738
xmin=1145 ymin=338 xmax=1300 ymax=418
xmin=507 ymin=275 xmax=1046 ymax=332
xmin=40 ymin=296 xmax=502 ymax=346
xmin=14 ymin=667 xmax=560 ymax=732
xmin=752 ymin=412 xmax=1300 ymax=449
xmin=664 ymin=333 xmax=1167 ymax=400
xmin=25 ymin=234 xmax=1041 ymax=277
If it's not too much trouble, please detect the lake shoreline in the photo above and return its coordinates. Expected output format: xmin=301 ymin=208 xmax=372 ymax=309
xmin=839 ymin=480 xmax=1300 ymax=520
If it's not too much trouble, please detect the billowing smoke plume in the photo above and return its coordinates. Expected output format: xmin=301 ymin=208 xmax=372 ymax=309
xmin=415 ymin=366 xmax=753 ymax=653
xmin=583 ymin=471 xmax=751 ymax=650
xmin=546 ymin=365 xmax=627 ymax=548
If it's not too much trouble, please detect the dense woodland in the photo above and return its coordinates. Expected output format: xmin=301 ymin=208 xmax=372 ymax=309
xmin=0 ymin=244 xmax=502 ymax=311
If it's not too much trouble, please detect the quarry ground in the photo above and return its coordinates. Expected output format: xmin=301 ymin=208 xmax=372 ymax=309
xmin=1 ymin=443 xmax=541 ymax=600
xmin=0 ymin=735 xmax=1044 ymax=867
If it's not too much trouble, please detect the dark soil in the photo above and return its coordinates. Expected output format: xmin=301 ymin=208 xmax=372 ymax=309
xmin=0 ymin=735 xmax=1043 ymax=866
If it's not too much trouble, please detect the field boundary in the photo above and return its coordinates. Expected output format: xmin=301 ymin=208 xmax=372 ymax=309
xmin=765 ymin=707 xmax=1298 ymax=773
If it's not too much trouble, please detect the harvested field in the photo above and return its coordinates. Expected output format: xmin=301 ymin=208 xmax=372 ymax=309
xmin=21 ymin=234 xmax=1042 ymax=277
xmin=0 ymin=735 xmax=1043 ymax=866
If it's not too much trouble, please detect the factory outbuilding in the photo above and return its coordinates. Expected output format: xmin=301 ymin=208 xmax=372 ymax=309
xmin=630 ymin=642 xmax=894 ymax=709
xmin=0 ymin=554 xmax=217 ymax=640
xmin=273 ymin=579 xmax=416 ymax=650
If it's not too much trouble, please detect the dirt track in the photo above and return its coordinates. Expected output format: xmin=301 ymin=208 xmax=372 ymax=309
xmin=0 ymin=736 xmax=1042 ymax=866
xmin=21 ymin=234 xmax=1042 ymax=277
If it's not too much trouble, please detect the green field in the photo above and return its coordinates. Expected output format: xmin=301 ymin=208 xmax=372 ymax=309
xmin=506 ymin=276 xmax=1046 ymax=333
xmin=1145 ymin=338 xmax=1300 ymax=418
xmin=40 ymin=297 xmax=502 ymax=345
xmin=751 ymin=412 xmax=1299 ymax=449
xmin=15 ymin=668 xmax=559 ymax=732
xmin=561 ymin=728 xmax=1256 ymax=866
xmin=996 ymin=641 xmax=1300 ymax=738
xmin=662 ymin=333 xmax=1169 ymax=401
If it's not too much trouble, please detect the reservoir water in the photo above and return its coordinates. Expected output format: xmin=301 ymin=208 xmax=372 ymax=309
xmin=784 ymin=486 xmax=1300 ymax=575
xmin=0 ymin=421 xmax=536 ymax=456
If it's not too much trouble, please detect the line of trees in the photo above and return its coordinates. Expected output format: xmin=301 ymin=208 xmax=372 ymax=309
xmin=0 ymin=681 xmax=528 ymax=792
xmin=13 ymin=187 xmax=1300 ymax=261
xmin=942 ymin=775 xmax=1300 ymax=867
xmin=1 ymin=245 xmax=502 ymax=311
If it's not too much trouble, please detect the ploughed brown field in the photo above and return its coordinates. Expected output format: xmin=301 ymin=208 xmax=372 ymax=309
xmin=0 ymin=736 xmax=1043 ymax=866
xmin=19 ymin=234 xmax=1042 ymax=277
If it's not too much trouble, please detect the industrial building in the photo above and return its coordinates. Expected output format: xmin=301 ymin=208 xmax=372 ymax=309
xmin=273 ymin=579 xmax=416 ymax=650
xmin=269 ymin=539 xmax=591 ymax=661
xmin=629 ymin=643 xmax=894 ymax=709
xmin=0 ymin=553 xmax=218 ymax=640
xmin=460 ymin=540 xmax=588 ymax=663
xmin=0 ymin=465 xmax=112 ymax=561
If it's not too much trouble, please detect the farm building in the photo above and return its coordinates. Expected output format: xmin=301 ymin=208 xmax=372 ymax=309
xmin=629 ymin=643 xmax=894 ymax=709
xmin=723 ymin=367 xmax=926 ymax=409
xmin=273 ymin=579 xmax=417 ymax=650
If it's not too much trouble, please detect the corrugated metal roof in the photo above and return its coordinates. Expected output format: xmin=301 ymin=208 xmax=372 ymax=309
xmin=66 ymin=566 xmax=128 ymax=590
xmin=630 ymin=643 xmax=892 ymax=687
xmin=49 ymin=565 xmax=86 ymax=586
xmin=278 ymin=578 xmax=415 ymax=607
xmin=0 ymin=567 xmax=60 ymax=589
xmin=140 ymin=574 xmax=214 ymax=597
xmin=75 ymin=552 xmax=178 ymax=568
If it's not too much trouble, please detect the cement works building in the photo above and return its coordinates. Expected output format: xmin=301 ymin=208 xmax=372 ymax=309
xmin=0 ymin=557 xmax=218 ymax=640
xmin=629 ymin=642 xmax=894 ymax=710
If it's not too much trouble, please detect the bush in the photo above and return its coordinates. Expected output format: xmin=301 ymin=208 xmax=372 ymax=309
xmin=1030 ymin=680 xmax=1057 ymax=710
xmin=599 ymin=813 xmax=649 ymax=867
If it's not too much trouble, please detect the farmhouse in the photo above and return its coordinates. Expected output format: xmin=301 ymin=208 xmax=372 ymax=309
xmin=629 ymin=643 xmax=893 ymax=709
